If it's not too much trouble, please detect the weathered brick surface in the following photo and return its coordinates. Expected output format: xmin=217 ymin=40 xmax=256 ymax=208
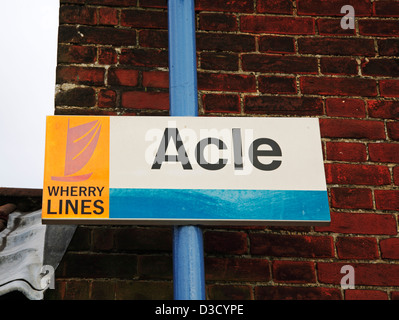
xmin=345 ymin=290 xmax=388 ymax=300
xmin=330 ymin=187 xmax=373 ymax=209
xmin=325 ymin=99 xmax=366 ymax=118
xmin=315 ymin=212 xmax=397 ymax=235
xmin=48 ymin=0 xmax=399 ymax=300
xmin=335 ymin=237 xmax=379 ymax=259
xmin=318 ymin=263 xmax=399 ymax=286
xmin=326 ymin=142 xmax=367 ymax=162
xmin=250 ymin=234 xmax=334 ymax=258
xmin=325 ymin=163 xmax=391 ymax=185
xmin=272 ymin=261 xmax=316 ymax=283
xmin=255 ymin=285 xmax=342 ymax=300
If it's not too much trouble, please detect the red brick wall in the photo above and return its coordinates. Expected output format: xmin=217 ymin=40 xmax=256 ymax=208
xmin=49 ymin=0 xmax=399 ymax=300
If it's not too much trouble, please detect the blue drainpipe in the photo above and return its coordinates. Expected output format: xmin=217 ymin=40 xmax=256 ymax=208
xmin=168 ymin=0 xmax=206 ymax=300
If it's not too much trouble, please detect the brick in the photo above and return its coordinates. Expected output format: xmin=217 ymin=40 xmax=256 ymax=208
xmin=317 ymin=18 xmax=356 ymax=36
xmin=297 ymin=0 xmax=372 ymax=16
xmin=98 ymin=7 xmax=119 ymax=26
xmin=393 ymin=292 xmax=399 ymax=300
xmin=59 ymin=5 xmax=97 ymax=25
xmin=375 ymin=190 xmax=399 ymax=211
xmin=86 ymin=0 xmax=136 ymax=5
xmin=373 ymin=1 xmax=399 ymax=17
xmin=115 ymin=281 xmax=172 ymax=300
xmin=378 ymin=39 xmax=399 ymax=56
xmin=59 ymin=25 xmax=137 ymax=46
xmin=92 ymin=227 xmax=114 ymax=251
xmin=142 ymin=71 xmax=169 ymax=88
xmin=55 ymin=107 xmax=119 ymax=116
xmin=67 ymin=226 xmax=91 ymax=251
xmin=326 ymin=142 xmax=367 ymax=162
xmin=367 ymin=100 xmax=399 ymax=120
xmin=114 ymin=227 xmax=172 ymax=252
xmin=315 ymin=212 xmax=397 ymax=235
xmin=258 ymin=76 xmax=297 ymax=94
xmin=240 ymin=16 xmax=315 ymax=35
xmin=369 ymin=143 xmax=399 ymax=164
xmin=57 ymin=45 xmax=97 ymax=64
xmin=362 ymin=58 xmax=399 ymax=77
xmin=257 ymin=0 xmax=294 ymax=14
xmin=345 ymin=290 xmax=388 ymax=300
xmin=242 ymin=54 xmax=317 ymax=74
xmin=325 ymin=163 xmax=391 ymax=185
xmin=138 ymin=255 xmax=172 ymax=279
xmin=298 ymin=38 xmax=375 ymax=56
xmin=395 ymin=166 xmax=399 ymax=185
xmin=204 ymin=231 xmax=247 ymax=254
xmin=359 ymin=20 xmax=399 ymax=37
xmin=326 ymin=98 xmax=366 ymax=118
xmin=250 ymin=233 xmax=334 ymax=258
xmin=108 ymin=68 xmax=139 ymax=87
xmin=207 ymin=285 xmax=253 ymax=300
xmin=258 ymin=36 xmax=295 ymax=54
xmin=59 ymin=252 xmax=137 ymax=279
xmin=56 ymin=66 xmax=104 ymax=85
xmin=301 ymin=77 xmax=377 ymax=97
xmin=380 ymin=238 xmax=399 ymax=259
xmin=245 ymin=96 xmax=323 ymax=116
xmin=318 ymin=262 xmax=399 ymax=286
xmin=55 ymin=87 xmax=96 ymax=107
xmin=64 ymin=280 xmax=90 ymax=300
xmin=300 ymin=77 xmax=377 ymax=97
xmin=98 ymin=47 xmax=118 ymax=65
xmin=205 ymin=257 xmax=270 ymax=282
xmin=388 ymin=122 xmax=399 ymax=141
xmin=202 ymin=94 xmax=240 ymax=114
xmin=121 ymin=91 xmax=169 ymax=110
xmin=320 ymin=118 xmax=385 ymax=139
xmin=380 ymin=80 xmax=399 ymax=98
xmin=91 ymin=281 xmax=116 ymax=300
xmin=139 ymin=0 xmax=166 ymax=8
xmin=121 ymin=9 xmax=167 ymax=29
xmin=269 ymin=226 xmax=312 ymax=233
xmin=336 ymin=237 xmax=378 ymax=259
xmin=201 ymin=52 xmax=238 ymax=71
xmin=320 ymin=57 xmax=358 ymax=75
xmin=198 ymin=73 xmax=256 ymax=92
xmin=195 ymin=0 xmax=254 ymax=13
xmin=138 ymin=30 xmax=168 ymax=48
xmin=330 ymin=187 xmax=373 ymax=209
xmin=367 ymin=100 xmax=399 ymax=119
xmin=98 ymin=90 xmax=117 ymax=108
xmin=196 ymin=33 xmax=255 ymax=52
xmin=119 ymin=49 xmax=168 ymax=67
xmin=58 ymin=25 xmax=78 ymax=43
xmin=255 ymin=286 xmax=342 ymax=300
xmin=199 ymin=13 xmax=238 ymax=32
xmin=272 ymin=261 xmax=316 ymax=283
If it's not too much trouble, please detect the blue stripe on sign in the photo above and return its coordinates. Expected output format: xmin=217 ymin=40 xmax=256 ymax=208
xmin=109 ymin=189 xmax=330 ymax=222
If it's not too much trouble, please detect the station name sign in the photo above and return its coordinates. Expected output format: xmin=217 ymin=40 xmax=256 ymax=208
xmin=42 ymin=116 xmax=330 ymax=225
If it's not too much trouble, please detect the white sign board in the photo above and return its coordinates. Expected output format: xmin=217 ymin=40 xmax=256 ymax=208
xmin=42 ymin=116 xmax=330 ymax=225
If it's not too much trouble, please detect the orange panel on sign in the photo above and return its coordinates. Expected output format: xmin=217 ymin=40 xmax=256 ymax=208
xmin=42 ymin=116 xmax=110 ymax=220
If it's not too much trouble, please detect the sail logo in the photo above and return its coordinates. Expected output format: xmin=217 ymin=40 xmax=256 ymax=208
xmin=51 ymin=119 xmax=101 ymax=182
xmin=42 ymin=116 xmax=110 ymax=220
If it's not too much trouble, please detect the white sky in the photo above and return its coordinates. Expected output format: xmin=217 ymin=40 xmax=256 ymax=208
xmin=0 ymin=0 xmax=59 ymax=189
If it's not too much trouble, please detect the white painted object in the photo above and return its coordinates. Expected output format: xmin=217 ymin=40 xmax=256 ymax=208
xmin=0 ymin=210 xmax=47 ymax=300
